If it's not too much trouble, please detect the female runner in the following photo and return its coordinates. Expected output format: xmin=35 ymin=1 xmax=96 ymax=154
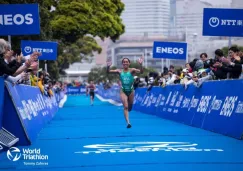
xmin=107 ymin=57 xmax=143 ymax=128
xmin=86 ymin=81 xmax=96 ymax=106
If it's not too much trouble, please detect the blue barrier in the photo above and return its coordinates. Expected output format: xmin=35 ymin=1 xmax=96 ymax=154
xmin=2 ymin=82 xmax=59 ymax=145
xmin=96 ymin=85 xmax=122 ymax=103
xmin=66 ymin=86 xmax=87 ymax=95
xmin=0 ymin=77 xmax=4 ymax=128
xmin=98 ymin=80 xmax=243 ymax=139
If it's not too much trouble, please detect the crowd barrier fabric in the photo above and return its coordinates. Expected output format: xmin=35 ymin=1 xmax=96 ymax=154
xmin=97 ymin=85 xmax=122 ymax=103
xmin=0 ymin=77 xmax=4 ymax=128
xmin=66 ymin=86 xmax=88 ymax=95
xmin=98 ymin=80 xmax=243 ymax=139
xmin=2 ymin=82 xmax=59 ymax=145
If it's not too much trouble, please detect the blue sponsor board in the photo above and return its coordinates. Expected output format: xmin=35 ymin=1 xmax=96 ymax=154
xmin=103 ymin=80 xmax=243 ymax=139
xmin=0 ymin=77 xmax=4 ymax=128
xmin=0 ymin=4 xmax=40 ymax=35
xmin=2 ymin=82 xmax=59 ymax=145
xmin=66 ymin=86 xmax=90 ymax=95
xmin=203 ymin=8 xmax=243 ymax=37
xmin=21 ymin=40 xmax=58 ymax=60
xmin=96 ymin=85 xmax=122 ymax=103
xmin=153 ymin=41 xmax=187 ymax=60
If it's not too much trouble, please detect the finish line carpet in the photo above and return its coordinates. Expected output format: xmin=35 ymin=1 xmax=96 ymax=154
xmin=1 ymin=95 xmax=243 ymax=171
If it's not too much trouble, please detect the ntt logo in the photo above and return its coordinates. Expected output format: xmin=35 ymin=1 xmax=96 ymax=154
xmin=7 ymin=147 xmax=21 ymax=162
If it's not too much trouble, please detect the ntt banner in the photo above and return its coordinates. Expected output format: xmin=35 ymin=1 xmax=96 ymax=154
xmin=0 ymin=4 xmax=40 ymax=35
xmin=203 ymin=8 xmax=243 ymax=37
xmin=153 ymin=41 xmax=187 ymax=60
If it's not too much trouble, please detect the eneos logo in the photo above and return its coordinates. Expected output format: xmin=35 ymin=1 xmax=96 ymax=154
xmin=156 ymin=47 xmax=184 ymax=55
xmin=0 ymin=14 xmax=33 ymax=25
xmin=7 ymin=147 xmax=21 ymax=161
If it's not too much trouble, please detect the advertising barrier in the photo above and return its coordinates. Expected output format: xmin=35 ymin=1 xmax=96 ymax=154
xmin=66 ymin=86 xmax=87 ymax=95
xmin=2 ymin=82 xmax=59 ymax=145
xmin=0 ymin=77 xmax=4 ymax=128
xmin=98 ymin=80 xmax=243 ymax=139
xmin=96 ymin=85 xmax=122 ymax=103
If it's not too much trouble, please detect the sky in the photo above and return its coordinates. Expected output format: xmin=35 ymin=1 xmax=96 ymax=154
xmin=202 ymin=0 xmax=231 ymax=5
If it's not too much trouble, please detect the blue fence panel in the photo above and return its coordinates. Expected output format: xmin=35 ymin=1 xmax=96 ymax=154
xmin=0 ymin=77 xmax=4 ymax=128
xmin=3 ymin=82 xmax=59 ymax=145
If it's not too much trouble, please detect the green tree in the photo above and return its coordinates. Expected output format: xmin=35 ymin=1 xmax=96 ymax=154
xmin=221 ymin=45 xmax=243 ymax=57
xmin=0 ymin=0 xmax=125 ymax=79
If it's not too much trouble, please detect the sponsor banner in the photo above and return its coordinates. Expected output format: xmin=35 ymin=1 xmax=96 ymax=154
xmin=153 ymin=41 xmax=187 ymax=60
xmin=3 ymin=82 xmax=59 ymax=145
xmin=134 ymin=80 xmax=243 ymax=139
xmin=0 ymin=77 xmax=4 ymax=128
xmin=21 ymin=40 xmax=58 ymax=60
xmin=203 ymin=8 xmax=243 ymax=37
xmin=66 ymin=86 xmax=95 ymax=95
xmin=96 ymin=85 xmax=122 ymax=103
xmin=0 ymin=4 xmax=40 ymax=35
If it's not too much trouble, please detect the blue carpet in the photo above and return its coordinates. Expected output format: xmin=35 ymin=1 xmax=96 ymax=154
xmin=1 ymin=95 xmax=243 ymax=171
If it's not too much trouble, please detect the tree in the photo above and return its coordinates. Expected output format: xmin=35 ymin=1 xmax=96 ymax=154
xmin=0 ymin=0 xmax=125 ymax=79
xmin=51 ymin=0 xmax=125 ymax=43
xmin=221 ymin=45 xmax=243 ymax=57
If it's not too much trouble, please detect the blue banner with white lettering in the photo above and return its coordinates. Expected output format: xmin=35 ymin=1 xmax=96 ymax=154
xmin=0 ymin=4 xmax=40 ymax=35
xmin=0 ymin=77 xmax=4 ymax=128
xmin=66 ymin=86 xmax=87 ymax=95
xmin=133 ymin=80 xmax=243 ymax=139
xmin=21 ymin=40 xmax=58 ymax=60
xmin=203 ymin=8 xmax=243 ymax=37
xmin=3 ymin=82 xmax=59 ymax=145
xmin=153 ymin=41 xmax=187 ymax=60
xmin=97 ymin=85 xmax=122 ymax=103
xmin=100 ymin=80 xmax=243 ymax=139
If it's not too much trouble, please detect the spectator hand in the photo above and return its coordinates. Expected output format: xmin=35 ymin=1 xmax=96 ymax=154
xmin=213 ymin=62 xmax=222 ymax=68
xmin=30 ymin=52 xmax=41 ymax=62
xmin=137 ymin=56 xmax=144 ymax=65
xmin=221 ymin=57 xmax=231 ymax=65
xmin=30 ymin=62 xmax=38 ymax=71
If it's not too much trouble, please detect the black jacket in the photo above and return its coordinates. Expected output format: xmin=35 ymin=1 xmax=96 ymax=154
xmin=0 ymin=54 xmax=21 ymax=76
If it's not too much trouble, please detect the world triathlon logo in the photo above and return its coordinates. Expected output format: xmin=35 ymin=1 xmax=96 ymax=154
xmin=7 ymin=147 xmax=21 ymax=162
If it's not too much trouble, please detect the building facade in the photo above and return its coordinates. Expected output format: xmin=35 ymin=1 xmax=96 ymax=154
xmin=121 ymin=0 xmax=170 ymax=37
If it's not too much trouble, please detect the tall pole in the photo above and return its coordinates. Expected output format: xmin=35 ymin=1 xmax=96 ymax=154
xmin=8 ymin=36 xmax=11 ymax=49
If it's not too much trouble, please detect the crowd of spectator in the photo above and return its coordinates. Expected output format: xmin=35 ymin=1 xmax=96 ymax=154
xmin=0 ymin=38 xmax=66 ymax=98
xmin=133 ymin=47 xmax=243 ymax=91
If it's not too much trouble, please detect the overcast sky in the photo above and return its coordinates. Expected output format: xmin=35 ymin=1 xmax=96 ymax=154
xmin=202 ymin=0 xmax=231 ymax=5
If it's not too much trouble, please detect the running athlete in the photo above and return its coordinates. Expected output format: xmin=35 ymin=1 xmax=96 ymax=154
xmin=86 ymin=81 xmax=96 ymax=106
xmin=107 ymin=57 xmax=144 ymax=128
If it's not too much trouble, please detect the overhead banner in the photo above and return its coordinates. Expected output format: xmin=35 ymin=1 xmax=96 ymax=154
xmin=0 ymin=4 xmax=40 ymax=35
xmin=21 ymin=40 xmax=58 ymax=60
xmin=153 ymin=41 xmax=187 ymax=60
xmin=2 ymin=82 xmax=59 ymax=145
xmin=203 ymin=8 xmax=243 ymax=37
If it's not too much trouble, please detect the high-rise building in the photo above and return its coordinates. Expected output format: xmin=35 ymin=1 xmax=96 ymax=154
xmin=121 ymin=0 xmax=170 ymax=37
xmin=232 ymin=0 xmax=243 ymax=8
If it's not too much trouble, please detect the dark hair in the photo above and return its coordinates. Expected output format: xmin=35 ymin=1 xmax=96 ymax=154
xmin=229 ymin=46 xmax=239 ymax=53
xmin=122 ymin=58 xmax=130 ymax=63
xmin=215 ymin=49 xmax=224 ymax=57
xmin=200 ymin=53 xmax=208 ymax=58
